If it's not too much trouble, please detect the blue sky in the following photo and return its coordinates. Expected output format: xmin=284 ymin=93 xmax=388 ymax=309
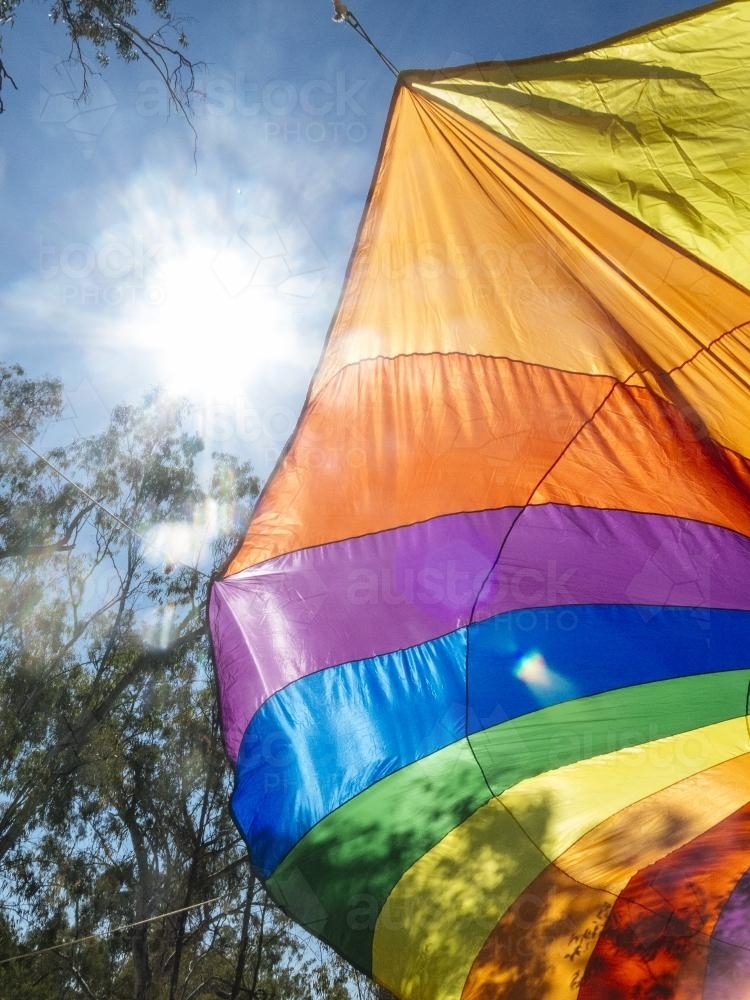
xmin=1 ymin=0 xmax=699 ymax=488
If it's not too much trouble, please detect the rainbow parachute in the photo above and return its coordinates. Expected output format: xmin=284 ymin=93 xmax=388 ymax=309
xmin=210 ymin=2 xmax=750 ymax=997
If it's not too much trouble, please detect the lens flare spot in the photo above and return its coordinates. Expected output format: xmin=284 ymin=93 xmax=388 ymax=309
xmin=514 ymin=651 xmax=575 ymax=705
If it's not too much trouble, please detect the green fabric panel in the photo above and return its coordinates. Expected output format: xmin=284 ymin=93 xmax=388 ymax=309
xmin=267 ymin=738 xmax=489 ymax=973
xmin=408 ymin=0 xmax=750 ymax=289
xmin=265 ymin=669 xmax=749 ymax=971
xmin=471 ymin=669 xmax=750 ymax=794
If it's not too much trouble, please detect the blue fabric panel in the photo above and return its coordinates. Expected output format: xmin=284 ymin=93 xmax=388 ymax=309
xmin=466 ymin=604 xmax=748 ymax=724
xmin=232 ymin=628 xmax=468 ymax=876
xmin=232 ymin=605 xmax=750 ymax=876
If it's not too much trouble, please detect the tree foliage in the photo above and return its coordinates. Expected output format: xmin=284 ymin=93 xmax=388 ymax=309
xmin=0 ymin=1 xmax=198 ymax=114
xmin=0 ymin=365 xmax=388 ymax=1000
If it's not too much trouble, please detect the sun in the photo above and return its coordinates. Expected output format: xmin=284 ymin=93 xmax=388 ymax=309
xmin=123 ymin=245 xmax=296 ymax=403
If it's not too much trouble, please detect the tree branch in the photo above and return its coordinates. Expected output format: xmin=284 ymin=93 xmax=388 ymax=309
xmin=0 ymin=623 xmax=206 ymax=861
xmin=0 ymin=54 xmax=17 ymax=114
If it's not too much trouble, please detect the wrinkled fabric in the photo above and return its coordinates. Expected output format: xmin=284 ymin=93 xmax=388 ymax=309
xmin=210 ymin=3 xmax=750 ymax=998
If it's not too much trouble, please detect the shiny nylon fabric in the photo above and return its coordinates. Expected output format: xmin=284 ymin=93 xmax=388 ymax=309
xmin=209 ymin=2 xmax=750 ymax=998
xmin=410 ymin=0 xmax=750 ymax=290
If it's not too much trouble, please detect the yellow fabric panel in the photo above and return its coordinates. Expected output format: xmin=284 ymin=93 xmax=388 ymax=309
xmin=500 ymin=717 xmax=748 ymax=862
xmin=373 ymin=798 xmax=549 ymax=1000
xmin=373 ymin=718 xmax=746 ymax=1000
xmin=419 ymin=93 xmax=750 ymax=456
xmin=410 ymin=0 xmax=750 ymax=289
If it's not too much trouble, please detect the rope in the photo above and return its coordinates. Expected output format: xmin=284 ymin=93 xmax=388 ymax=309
xmin=0 ymin=420 xmax=210 ymax=580
xmin=332 ymin=3 xmax=399 ymax=77
xmin=0 ymin=895 xmax=223 ymax=965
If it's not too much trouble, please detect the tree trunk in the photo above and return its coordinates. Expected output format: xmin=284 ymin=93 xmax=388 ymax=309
xmin=123 ymin=807 xmax=153 ymax=1000
xmin=229 ymin=876 xmax=256 ymax=1000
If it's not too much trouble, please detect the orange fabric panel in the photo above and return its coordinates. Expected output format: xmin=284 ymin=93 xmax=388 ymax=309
xmin=227 ymin=354 xmax=610 ymax=572
xmin=311 ymin=89 xmax=647 ymax=394
xmin=311 ymin=89 xmax=750 ymax=456
xmin=559 ymin=754 xmax=750 ymax=893
xmin=226 ymin=85 xmax=750 ymax=574
xmin=538 ymin=381 xmax=750 ymax=533
xmin=461 ymin=755 xmax=750 ymax=1000
xmin=460 ymin=864 xmax=612 ymax=1000
xmin=579 ymin=801 xmax=750 ymax=1000
xmin=227 ymin=354 xmax=750 ymax=573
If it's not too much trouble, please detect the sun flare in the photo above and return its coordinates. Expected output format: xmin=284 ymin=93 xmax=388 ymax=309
xmin=128 ymin=246 xmax=298 ymax=402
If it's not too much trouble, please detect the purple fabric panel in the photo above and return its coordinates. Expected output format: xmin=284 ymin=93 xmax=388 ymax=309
xmin=209 ymin=584 xmax=266 ymax=763
xmin=212 ymin=507 xmax=518 ymax=759
xmin=213 ymin=505 xmax=750 ymax=761
xmin=704 ymin=868 xmax=750 ymax=998
xmin=477 ymin=503 xmax=746 ymax=619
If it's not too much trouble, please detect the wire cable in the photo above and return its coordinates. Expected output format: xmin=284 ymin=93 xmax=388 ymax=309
xmin=0 ymin=896 xmax=224 ymax=965
xmin=332 ymin=4 xmax=399 ymax=77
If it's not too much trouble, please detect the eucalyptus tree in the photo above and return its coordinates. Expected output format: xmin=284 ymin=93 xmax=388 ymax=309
xmin=0 ymin=0 xmax=197 ymax=114
xmin=0 ymin=365 xmax=392 ymax=1000
xmin=0 ymin=365 xmax=258 ymax=995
